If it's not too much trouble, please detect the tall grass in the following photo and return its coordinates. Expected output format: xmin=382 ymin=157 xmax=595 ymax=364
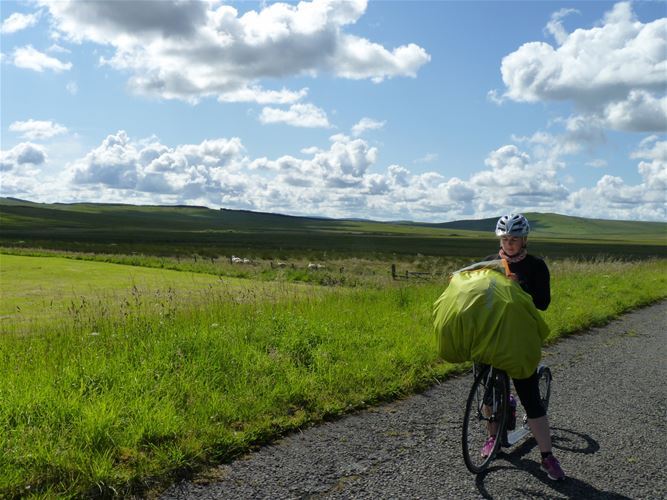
xmin=0 ymin=258 xmax=665 ymax=497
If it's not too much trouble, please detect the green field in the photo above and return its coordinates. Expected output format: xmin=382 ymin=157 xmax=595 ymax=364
xmin=1 ymin=253 xmax=666 ymax=497
xmin=1 ymin=254 xmax=233 ymax=320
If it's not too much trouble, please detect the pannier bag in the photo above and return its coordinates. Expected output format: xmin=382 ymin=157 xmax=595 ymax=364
xmin=432 ymin=260 xmax=550 ymax=379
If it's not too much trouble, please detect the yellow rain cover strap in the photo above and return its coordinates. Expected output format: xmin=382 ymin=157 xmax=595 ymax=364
xmin=432 ymin=266 xmax=550 ymax=379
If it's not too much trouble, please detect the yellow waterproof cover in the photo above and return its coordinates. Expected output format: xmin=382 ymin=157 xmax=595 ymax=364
xmin=432 ymin=262 xmax=550 ymax=379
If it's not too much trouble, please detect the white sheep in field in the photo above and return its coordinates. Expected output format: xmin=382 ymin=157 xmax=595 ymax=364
xmin=231 ymin=255 xmax=252 ymax=264
xmin=308 ymin=263 xmax=326 ymax=270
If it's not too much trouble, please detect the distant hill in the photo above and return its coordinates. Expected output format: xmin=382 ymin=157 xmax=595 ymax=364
xmin=431 ymin=212 xmax=666 ymax=242
xmin=0 ymin=198 xmax=664 ymax=258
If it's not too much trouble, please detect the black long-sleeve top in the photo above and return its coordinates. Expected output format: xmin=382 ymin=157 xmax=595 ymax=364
xmin=483 ymin=254 xmax=551 ymax=311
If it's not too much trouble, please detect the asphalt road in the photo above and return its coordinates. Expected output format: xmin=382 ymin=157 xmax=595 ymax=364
xmin=162 ymin=301 xmax=666 ymax=500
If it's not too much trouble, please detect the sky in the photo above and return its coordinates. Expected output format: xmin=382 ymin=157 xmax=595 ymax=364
xmin=1 ymin=0 xmax=665 ymax=223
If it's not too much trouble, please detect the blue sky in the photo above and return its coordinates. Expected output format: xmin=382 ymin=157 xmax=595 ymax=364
xmin=1 ymin=0 xmax=665 ymax=222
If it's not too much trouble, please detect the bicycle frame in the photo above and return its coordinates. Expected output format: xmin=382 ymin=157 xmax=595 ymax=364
xmin=472 ymin=364 xmax=547 ymax=447
xmin=472 ymin=364 xmax=504 ymax=426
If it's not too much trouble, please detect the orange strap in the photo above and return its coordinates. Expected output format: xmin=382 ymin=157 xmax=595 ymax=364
xmin=501 ymin=258 xmax=511 ymax=278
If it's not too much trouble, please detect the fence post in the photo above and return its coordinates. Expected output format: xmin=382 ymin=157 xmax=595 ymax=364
xmin=391 ymin=264 xmax=396 ymax=280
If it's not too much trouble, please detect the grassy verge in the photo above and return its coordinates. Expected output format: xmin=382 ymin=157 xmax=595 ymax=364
xmin=0 ymin=258 xmax=665 ymax=497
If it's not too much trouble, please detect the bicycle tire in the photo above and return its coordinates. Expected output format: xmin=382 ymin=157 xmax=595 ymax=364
xmin=462 ymin=366 xmax=509 ymax=474
xmin=537 ymin=365 xmax=552 ymax=412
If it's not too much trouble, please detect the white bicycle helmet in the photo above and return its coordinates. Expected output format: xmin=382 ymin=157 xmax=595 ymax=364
xmin=495 ymin=213 xmax=530 ymax=237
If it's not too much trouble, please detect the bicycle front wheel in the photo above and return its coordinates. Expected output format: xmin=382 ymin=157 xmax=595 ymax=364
xmin=462 ymin=366 xmax=509 ymax=474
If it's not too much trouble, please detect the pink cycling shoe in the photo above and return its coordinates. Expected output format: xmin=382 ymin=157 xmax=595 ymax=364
xmin=541 ymin=455 xmax=566 ymax=480
xmin=480 ymin=436 xmax=496 ymax=458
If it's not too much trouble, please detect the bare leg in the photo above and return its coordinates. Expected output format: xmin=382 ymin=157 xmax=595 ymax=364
xmin=527 ymin=415 xmax=552 ymax=453
xmin=482 ymin=404 xmax=499 ymax=436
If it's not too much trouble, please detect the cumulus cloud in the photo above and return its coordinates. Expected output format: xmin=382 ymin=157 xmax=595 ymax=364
xmin=498 ymin=2 xmax=666 ymax=132
xmin=36 ymin=0 xmax=429 ymax=104
xmin=255 ymin=134 xmax=378 ymax=188
xmin=0 ymin=142 xmax=47 ymax=171
xmin=5 ymin=128 xmax=664 ymax=222
xmin=514 ymin=114 xmax=607 ymax=158
xmin=351 ymin=117 xmax=386 ymax=136
xmin=469 ymin=145 xmax=569 ymax=210
xmin=1 ymin=11 xmax=40 ymax=34
xmin=9 ymin=119 xmax=68 ymax=140
xmin=630 ymin=135 xmax=667 ymax=192
xmin=603 ymin=90 xmax=667 ymax=132
xmin=12 ymin=45 xmax=72 ymax=72
xmin=565 ymin=136 xmax=666 ymax=220
xmin=568 ymin=174 xmax=665 ymax=221
xmin=259 ymin=103 xmax=331 ymax=128
xmin=332 ymin=38 xmax=430 ymax=83
xmin=71 ymin=131 xmax=247 ymax=197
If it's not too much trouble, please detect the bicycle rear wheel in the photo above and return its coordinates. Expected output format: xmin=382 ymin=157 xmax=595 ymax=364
xmin=462 ymin=366 xmax=509 ymax=473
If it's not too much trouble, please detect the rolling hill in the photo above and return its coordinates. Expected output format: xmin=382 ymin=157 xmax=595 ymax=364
xmin=1 ymin=197 xmax=665 ymax=258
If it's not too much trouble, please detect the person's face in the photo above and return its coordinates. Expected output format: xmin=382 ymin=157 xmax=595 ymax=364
xmin=500 ymin=235 xmax=526 ymax=256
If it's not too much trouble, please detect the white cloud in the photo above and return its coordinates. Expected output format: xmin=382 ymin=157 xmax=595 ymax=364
xmin=603 ymin=90 xmax=667 ymax=132
xmin=1 ymin=11 xmax=40 ymax=34
xmin=259 ymin=103 xmax=331 ymax=128
xmin=567 ymin=173 xmax=665 ymax=221
xmin=66 ymin=81 xmax=79 ymax=95
xmin=0 ymin=142 xmax=47 ymax=171
xmin=332 ymin=37 xmax=430 ymax=83
xmin=351 ymin=117 xmax=386 ymax=136
xmin=586 ymin=159 xmax=608 ymax=169
xmin=413 ymin=153 xmax=438 ymax=164
xmin=217 ymin=86 xmax=308 ymax=105
xmin=469 ymin=144 xmax=569 ymax=210
xmin=71 ymin=131 xmax=249 ymax=198
xmin=37 ymin=0 xmax=429 ymax=104
xmin=12 ymin=45 xmax=72 ymax=72
xmin=5 ymin=129 xmax=665 ymax=222
xmin=47 ymin=43 xmax=71 ymax=54
xmin=543 ymin=8 xmax=579 ymax=45
xmin=498 ymin=2 xmax=666 ymax=132
xmin=630 ymin=135 xmax=667 ymax=192
xmin=9 ymin=119 xmax=68 ymax=140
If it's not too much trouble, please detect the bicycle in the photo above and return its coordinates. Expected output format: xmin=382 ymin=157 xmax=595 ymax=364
xmin=462 ymin=363 xmax=552 ymax=473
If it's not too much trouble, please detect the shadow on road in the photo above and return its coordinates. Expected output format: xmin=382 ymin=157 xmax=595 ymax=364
xmin=550 ymin=426 xmax=600 ymax=455
xmin=474 ymin=427 xmax=631 ymax=499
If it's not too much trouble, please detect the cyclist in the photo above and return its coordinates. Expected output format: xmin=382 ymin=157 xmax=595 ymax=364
xmin=480 ymin=213 xmax=565 ymax=481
